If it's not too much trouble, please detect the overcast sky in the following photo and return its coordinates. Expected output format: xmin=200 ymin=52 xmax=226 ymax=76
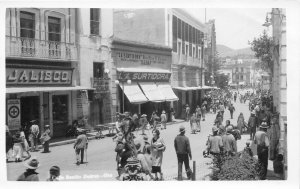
xmin=185 ymin=8 xmax=271 ymax=50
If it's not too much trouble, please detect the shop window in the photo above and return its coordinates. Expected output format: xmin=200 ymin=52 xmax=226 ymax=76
xmin=20 ymin=11 xmax=35 ymax=38
xmin=93 ymin=62 xmax=104 ymax=78
xmin=90 ymin=8 xmax=100 ymax=35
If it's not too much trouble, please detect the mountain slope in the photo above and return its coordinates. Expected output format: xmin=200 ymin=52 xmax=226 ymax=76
xmin=216 ymin=44 xmax=234 ymax=56
xmin=217 ymin=44 xmax=255 ymax=58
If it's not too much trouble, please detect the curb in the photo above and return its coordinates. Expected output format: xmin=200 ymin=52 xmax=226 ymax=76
xmin=41 ymin=120 xmax=187 ymax=148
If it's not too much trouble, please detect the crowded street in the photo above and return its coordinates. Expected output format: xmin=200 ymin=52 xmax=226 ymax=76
xmin=7 ymin=90 xmax=272 ymax=181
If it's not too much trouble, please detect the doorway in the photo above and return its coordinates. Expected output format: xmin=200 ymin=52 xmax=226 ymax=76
xmin=21 ymin=96 xmax=40 ymax=127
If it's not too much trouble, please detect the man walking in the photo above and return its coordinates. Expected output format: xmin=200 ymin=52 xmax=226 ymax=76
xmin=139 ymin=114 xmax=148 ymax=135
xmin=73 ymin=130 xmax=88 ymax=165
xmin=228 ymin=104 xmax=235 ymax=119
xmin=174 ymin=126 xmax=193 ymax=180
xmin=185 ymin=104 xmax=190 ymax=122
xmin=160 ymin=110 xmax=167 ymax=130
xmin=29 ymin=120 xmax=39 ymax=152
xmin=254 ymin=122 xmax=270 ymax=180
xmin=221 ymin=126 xmax=237 ymax=156
xmin=206 ymin=126 xmax=223 ymax=157
xmin=248 ymin=111 xmax=258 ymax=140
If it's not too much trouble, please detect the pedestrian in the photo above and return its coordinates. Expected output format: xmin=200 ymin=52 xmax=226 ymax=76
xmin=170 ymin=108 xmax=175 ymax=122
xmin=150 ymin=112 xmax=159 ymax=130
xmin=17 ymin=157 xmax=40 ymax=181
xmin=228 ymin=104 xmax=235 ymax=119
xmin=215 ymin=111 xmax=223 ymax=127
xmin=195 ymin=105 xmax=201 ymax=132
xmin=160 ymin=110 xmax=167 ymax=130
xmin=201 ymin=104 xmax=206 ymax=121
xmin=143 ymin=145 xmax=153 ymax=174
xmin=139 ymin=114 xmax=148 ymax=135
xmin=254 ymin=122 xmax=270 ymax=180
xmin=234 ymin=92 xmax=237 ymax=102
xmin=248 ymin=110 xmax=258 ymax=140
xmin=40 ymin=125 xmax=51 ymax=153
xmin=151 ymin=129 xmax=166 ymax=180
xmin=185 ymin=104 xmax=190 ymax=122
xmin=219 ymin=103 xmax=225 ymax=117
xmin=47 ymin=166 xmax=60 ymax=181
xmin=12 ymin=131 xmax=23 ymax=162
xmin=29 ymin=120 xmax=39 ymax=152
xmin=206 ymin=126 xmax=223 ymax=158
xmin=6 ymin=126 xmax=14 ymax=162
xmin=243 ymin=142 xmax=253 ymax=157
xmin=132 ymin=113 xmax=139 ymax=132
xmin=237 ymin=113 xmax=245 ymax=134
xmin=221 ymin=126 xmax=237 ymax=156
xmin=174 ymin=125 xmax=193 ymax=181
xmin=189 ymin=113 xmax=197 ymax=134
xmin=20 ymin=128 xmax=31 ymax=160
xmin=73 ymin=130 xmax=88 ymax=165
xmin=134 ymin=140 xmax=155 ymax=180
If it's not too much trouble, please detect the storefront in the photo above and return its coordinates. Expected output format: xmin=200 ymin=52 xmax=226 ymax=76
xmin=6 ymin=63 xmax=91 ymax=138
xmin=112 ymin=39 xmax=178 ymax=119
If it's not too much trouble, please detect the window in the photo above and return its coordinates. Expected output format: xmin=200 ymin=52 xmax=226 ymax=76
xmin=178 ymin=41 xmax=181 ymax=55
xmin=185 ymin=22 xmax=188 ymax=42
xmin=193 ymin=47 xmax=195 ymax=58
xmin=93 ymin=63 xmax=104 ymax=78
xmin=236 ymin=68 xmax=238 ymax=72
xmin=185 ymin=44 xmax=188 ymax=56
xmin=20 ymin=11 xmax=35 ymax=38
xmin=198 ymin=48 xmax=201 ymax=59
xmin=182 ymin=40 xmax=185 ymax=54
xmin=48 ymin=16 xmax=61 ymax=41
xmin=241 ymin=68 xmax=244 ymax=73
xmin=189 ymin=43 xmax=192 ymax=56
xmin=172 ymin=15 xmax=177 ymax=52
xmin=192 ymin=27 xmax=196 ymax=44
xmin=241 ymin=75 xmax=244 ymax=80
xmin=178 ymin=18 xmax=182 ymax=39
xmin=90 ymin=8 xmax=100 ymax=35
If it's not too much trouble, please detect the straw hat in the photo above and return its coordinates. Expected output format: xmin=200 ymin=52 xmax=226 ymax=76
xmin=141 ymin=114 xmax=147 ymax=117
xmin=179 ymin=125 xmax=185 ymax=133
xmin=259 ymin=122 xmax=268 ymax=129
xmin=212 ymin=126 xmax=218 ymax=133
xmin=24 ymin=157 xmax=40 ymax=169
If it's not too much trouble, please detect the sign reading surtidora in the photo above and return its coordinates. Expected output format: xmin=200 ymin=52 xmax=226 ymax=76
xmin=6 ymin=68 xmax=72 ymax=85
xmin=117 ymin=71 xmax=171 ymax=82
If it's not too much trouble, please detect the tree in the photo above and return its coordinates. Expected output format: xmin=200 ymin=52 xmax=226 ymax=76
xmin=249 ymin=30 xmax=274 ymax=75
xmin=214 ymin=74 xmax=229 ymax=89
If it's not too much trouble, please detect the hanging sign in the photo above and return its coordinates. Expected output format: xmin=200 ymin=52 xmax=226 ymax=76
xmin=7 ymin=99 xmax=21 ymax=130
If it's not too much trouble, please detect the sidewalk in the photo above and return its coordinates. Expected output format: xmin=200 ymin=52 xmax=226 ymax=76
xmin=44 ymin=119 xmax=186 ymax=148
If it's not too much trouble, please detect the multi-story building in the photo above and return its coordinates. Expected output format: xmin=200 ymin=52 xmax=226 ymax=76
xmin=113 ymin=8 xmax=207 ymax=118
xmin=231 ymin=62 xmax=252 ymax=87
xmin=5 ymin=8 xmax=87 ymax=137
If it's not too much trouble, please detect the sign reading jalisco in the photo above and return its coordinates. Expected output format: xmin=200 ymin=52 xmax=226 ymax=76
xmin=6 ymin=68 xmax=72 ymax=85
xmin=117 ymin=71 xmax=171 ymax=82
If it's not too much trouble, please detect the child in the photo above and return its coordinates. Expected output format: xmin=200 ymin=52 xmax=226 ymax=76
xmin=47 ymin=166 xmax=60 ymax=181
xmin=243 ymin=142 xmax=253 ymax=157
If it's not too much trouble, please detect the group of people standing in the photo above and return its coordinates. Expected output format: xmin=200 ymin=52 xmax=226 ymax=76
xmin=6 ymin=120 xmax=52 ymax=163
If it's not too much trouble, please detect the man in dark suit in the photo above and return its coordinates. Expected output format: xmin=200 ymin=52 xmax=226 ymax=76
xmin=74 ymin=130 xmax=88 ymax=165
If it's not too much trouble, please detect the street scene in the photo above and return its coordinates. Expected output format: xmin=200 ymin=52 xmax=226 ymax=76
xmin=5 ymin=8 xmax=287 ymax=181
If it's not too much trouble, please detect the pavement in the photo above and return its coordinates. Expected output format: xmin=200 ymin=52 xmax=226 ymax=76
xmin=6 ymin=98 xmax=282 ymax=181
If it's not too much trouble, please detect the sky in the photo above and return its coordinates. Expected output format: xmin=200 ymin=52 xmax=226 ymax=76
xmin=186 ymin=8 xmax=272 ymax=50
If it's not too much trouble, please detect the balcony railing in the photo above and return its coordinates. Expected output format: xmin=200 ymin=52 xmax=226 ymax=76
xmin=6 ymin=36 xmax=78 ymax=61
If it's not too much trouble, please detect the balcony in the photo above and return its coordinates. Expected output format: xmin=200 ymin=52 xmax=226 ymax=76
xmin=6 ymin=36 xmax=78 ymax=61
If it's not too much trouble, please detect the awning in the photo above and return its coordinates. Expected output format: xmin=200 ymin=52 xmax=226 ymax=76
xmin=6 ymin=86 xmax=95 ymax=94
xmin=201 ymin=85 xmax=214 ymax=90
xmin=139 ymin=82 xmax=165 ymax=102
xmin=117 ymin=68 xmax=171 ymax=73
xmin=173 ymin=86 xmax=202 ymax=91
xmin=157 ymin=83 xmax=179 ymax=101
xmin=121 ymin=83 xmax=148 ymax=104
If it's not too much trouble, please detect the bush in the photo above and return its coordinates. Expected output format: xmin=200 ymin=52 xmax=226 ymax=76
xmin=211 ymin=152 xmax=261 ymax=180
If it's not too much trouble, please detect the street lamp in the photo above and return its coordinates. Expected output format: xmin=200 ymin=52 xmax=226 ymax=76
xmin=115 ymin=79 xmax=131 ymax=113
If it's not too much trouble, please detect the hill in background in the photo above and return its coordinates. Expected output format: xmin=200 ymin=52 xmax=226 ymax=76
xmin=217 ymin=44 xmax=255 ymax=58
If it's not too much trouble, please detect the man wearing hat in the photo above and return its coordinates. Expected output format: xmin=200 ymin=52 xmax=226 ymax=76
xmin=40 ymin=125 xmax=51 ymax=153
xmin=254 ymin=122 xmax=270 ymax=180
xmin=160 ymin=110 xmax=167 ymax=130
xmin=47 ymin=166 xmax=60 ymax=181
xmin=206 ymin=126 xmax=223 ymax=156
xmin=174 ymin=126 xmax=193 ymax=180
xmin=221 ymin=126 xmax=237 ymax=156
xmin=139 ymin=114 xmax=148 ymax=135
xmin=248 ymin=110 xmax=258 ymax=140
xmin=73 ymin=130 xmax=88 ymax=165
xmin=17 ymin=157 xmax=40 ymax=181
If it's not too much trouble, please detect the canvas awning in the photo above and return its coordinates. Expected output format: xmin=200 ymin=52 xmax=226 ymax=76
xmin=138 ymin=82 xmax=166 ymax=102
xmin=120 ymin=83 xmax=148 ymax=104
xmin=6 ymin=86 xmax=95 ymax=94
xmin=172 ymin=86 xmax=202 ymax=91
xmin=157 ymin=83 xmax=179 ymax=101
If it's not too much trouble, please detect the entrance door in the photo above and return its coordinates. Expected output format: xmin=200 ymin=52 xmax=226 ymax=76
xmin=21 ymin=96 xmax=39 ymax=127
xmin=52 ymin=95 xmax=68 ymax=137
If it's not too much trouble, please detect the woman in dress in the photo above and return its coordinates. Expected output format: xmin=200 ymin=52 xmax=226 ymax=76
xmin=151 ymin=129 xmax=166 ymax=180
xmin=237 ymin=113 xmax=245 ymax=134
xmin=40 ymin=125 xmax=51 ymax=153
xmin=20 ymin=128 xmax=31 ymax=160
xmin=12 ymin=131 xmax=23 ymax=162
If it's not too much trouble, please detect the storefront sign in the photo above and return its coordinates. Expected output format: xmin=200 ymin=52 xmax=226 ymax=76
xmin=117 ymin=72 xmax=171 ymax=82
xmin=93 ymin=78 xmax=110 ymax=93
xmin=6 ymin=68 xmax=72 ymax=85
xmin=7 ymin=99 xmax=21 ymax=130
xmin=114 ymin=50 xmax=171 ymax=70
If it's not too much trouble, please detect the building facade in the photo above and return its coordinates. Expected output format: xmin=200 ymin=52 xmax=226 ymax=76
xmin=5 ymin=8 xmax=87 ymax=137
xmin=270 ymin=8 xmax=287 ymax=179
